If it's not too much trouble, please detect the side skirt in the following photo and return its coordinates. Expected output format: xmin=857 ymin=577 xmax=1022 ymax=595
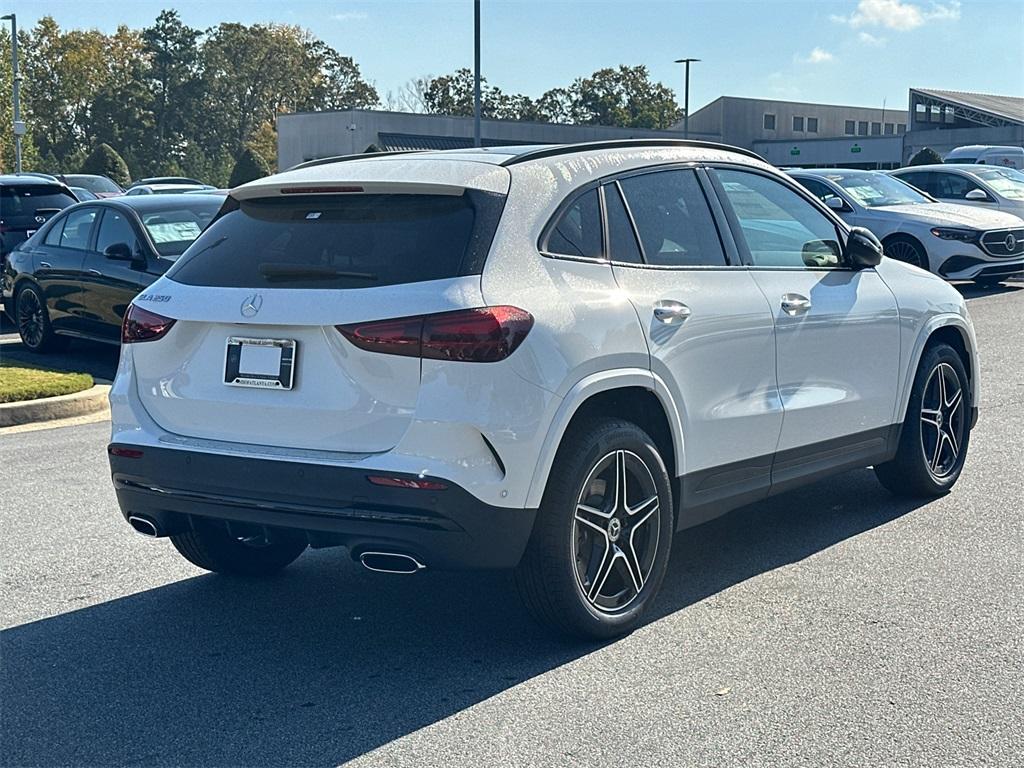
xmin=676 ymin=424 xmax=900 ymax=531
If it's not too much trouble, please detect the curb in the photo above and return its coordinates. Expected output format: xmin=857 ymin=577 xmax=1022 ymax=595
xmin=0 ymin=385 xmax=111 ymax=428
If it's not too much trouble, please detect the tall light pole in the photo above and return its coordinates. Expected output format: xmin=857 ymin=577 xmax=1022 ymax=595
xmin=674 ymin=57 xmax=700 ymax=139
xmin=1 ymin=13 xmax=22 ymax=173
xmin=473 ymin=0 xmax=481 ymax=147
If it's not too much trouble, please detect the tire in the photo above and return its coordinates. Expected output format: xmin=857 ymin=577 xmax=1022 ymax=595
xmin=875 ymin=342 xmax=971 ymax=498
xmin=514 ymin=418 xmax=674 ymax=640
xmin=15 ymin=284 xmax=67 ymax=353
xmin=883 ymin=235 xmax=929 ymax=272
xmin=170 ymin=519 xmax=308 ymax=576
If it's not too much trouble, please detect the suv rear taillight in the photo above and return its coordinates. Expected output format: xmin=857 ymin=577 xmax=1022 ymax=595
xmin=337 ymin=306 xmax=533 ymax=363
xmin=122 ymin=304 xmax=176 ymax=344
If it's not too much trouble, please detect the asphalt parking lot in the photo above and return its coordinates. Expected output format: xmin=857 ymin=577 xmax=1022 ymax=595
xmin=1 ymin=283 xmax=1021 ymax=767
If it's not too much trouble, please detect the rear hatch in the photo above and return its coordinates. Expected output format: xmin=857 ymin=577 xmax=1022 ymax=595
xmin=1 ymin=183 xmax=77 ymax=257
xmin=130 ymin=173 xmax=508 ymax=454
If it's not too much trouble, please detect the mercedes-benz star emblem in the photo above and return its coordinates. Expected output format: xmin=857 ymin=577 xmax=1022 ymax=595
xmin=1005 ymin=233 xmax=1017 ymax=252
xmin=240 ymin=294 xmax=263 ymax=318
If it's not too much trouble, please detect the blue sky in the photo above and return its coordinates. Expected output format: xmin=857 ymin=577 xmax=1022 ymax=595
xmin=2 ymin=0 xmax=1021 ymax=113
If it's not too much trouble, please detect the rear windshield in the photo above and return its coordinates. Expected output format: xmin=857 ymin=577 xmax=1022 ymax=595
xmin=63 ymin=175 xmax=122 ymax=194
xmin=1 ymin=185 xmax=77 ymax=221
xmin=167 ymin=191 xmax=505 ymax=289
xmin=137 ymin=199 xmax=224 ymax=258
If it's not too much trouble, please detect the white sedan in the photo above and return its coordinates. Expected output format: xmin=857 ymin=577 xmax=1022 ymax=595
xmin=889 ymin=164 xmax=1024 ymax=221
xmin=788 ymin=168 xmax=1024 ymax=286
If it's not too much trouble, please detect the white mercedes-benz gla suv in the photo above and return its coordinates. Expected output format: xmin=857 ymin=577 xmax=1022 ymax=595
xmin=109 ymin=141 xmax=979 ymax=638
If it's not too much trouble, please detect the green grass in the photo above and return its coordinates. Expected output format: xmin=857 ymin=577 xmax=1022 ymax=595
xmin=0 ymin=360 xmax=94 ymax=404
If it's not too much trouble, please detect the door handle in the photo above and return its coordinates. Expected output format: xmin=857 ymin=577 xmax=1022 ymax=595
xmin=87 ymin=268 xmax=103 ymax=277
xmin=653 ymin=300 xmax=692 ymax=325
xmin=781 ymin=293 xmax=812 ymax=316
xmin=39 ymin=261 xmax=52 ymax=269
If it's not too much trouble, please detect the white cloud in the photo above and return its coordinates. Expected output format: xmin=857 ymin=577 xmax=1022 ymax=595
xmin=831 ymin=0 xmax=960 ymax=31
xmin=797 ymin=47 xmax=835 ymax=64
xmin=858 ymin=31 xmax=887 ymax=45
xmin=332 ymin=11 xmax=368 ymax=21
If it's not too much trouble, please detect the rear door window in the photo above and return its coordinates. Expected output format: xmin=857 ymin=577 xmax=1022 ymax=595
xmin=58 ymin=208 xmax=99 ymax=250
xmin=169 ymin=191 xmax=505 ymax=289
xmin=618 ymin=169 xmax=727 ymax=267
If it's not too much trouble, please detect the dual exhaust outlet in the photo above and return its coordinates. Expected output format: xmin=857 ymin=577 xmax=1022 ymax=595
xmin=128 ymin=517 xmax=426 ymax=574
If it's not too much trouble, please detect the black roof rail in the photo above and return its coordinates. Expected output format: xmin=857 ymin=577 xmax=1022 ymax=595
xmin=499 ymin=139 xmax=765 ymax=166
xmin=286 ymin=150 xmax=428 ymax=172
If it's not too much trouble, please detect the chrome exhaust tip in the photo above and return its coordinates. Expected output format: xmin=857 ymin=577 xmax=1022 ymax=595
xmin=127 ymin=515 xmax=160 ymax=538
xmin=358 ymin=551 xmax=426 ymax=574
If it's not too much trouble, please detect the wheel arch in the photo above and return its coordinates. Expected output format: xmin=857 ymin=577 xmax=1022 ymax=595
xmin=882 ymin=232 xmax=929 ymax=271
xmin=898 ymin=315 xmax=978 ymax=425
xmin=524 ymin=369 xmax=684 ymax=511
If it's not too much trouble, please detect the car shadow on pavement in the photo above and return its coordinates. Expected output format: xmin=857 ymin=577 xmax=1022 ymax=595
xmin=955 ymin=281 xmax=1022 ymax=300
xmin=1 ymin=314 xmax=121 ymax=383
xmin=0 ymin=468 xmax=930 ymax=767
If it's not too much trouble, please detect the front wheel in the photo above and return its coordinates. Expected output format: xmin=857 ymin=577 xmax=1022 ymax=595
xmin=883 ymin=236 xmax=929 ymax=271
xmin=514 ymin=418 xmax=674 ymax=639
xmin=171 ymin=520 xmax=308 ymax=576
xmin=875 ymin=343 xmax=971 ymax=497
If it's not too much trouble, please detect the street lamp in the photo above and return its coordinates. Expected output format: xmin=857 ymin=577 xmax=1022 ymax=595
xmin=674 ymin=57 xmax=700 ymax=139
xmin=473 ymin=0 xmax=481 ymax=148
xmin=1 ymin=13 xmax=22 ymax=173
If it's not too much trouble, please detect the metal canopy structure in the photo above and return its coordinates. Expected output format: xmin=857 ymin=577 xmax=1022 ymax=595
xmin=910 ymin=88 xmax=1024 ymax=130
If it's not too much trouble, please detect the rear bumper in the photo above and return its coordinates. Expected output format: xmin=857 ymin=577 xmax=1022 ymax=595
xmin=109 ymin=443 xmax=536 ymax=570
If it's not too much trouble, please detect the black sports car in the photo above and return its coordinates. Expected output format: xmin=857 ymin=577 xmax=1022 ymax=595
xmin=3 ymin=194 xmax=224 ymax=350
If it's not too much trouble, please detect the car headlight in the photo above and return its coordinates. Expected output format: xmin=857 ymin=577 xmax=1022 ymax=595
xmin=930 ymin=227 xmax=980 ymax=243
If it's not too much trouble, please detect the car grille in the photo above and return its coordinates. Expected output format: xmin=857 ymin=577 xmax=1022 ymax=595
xmin=980 ymin=228 xmax=1024 ymax=257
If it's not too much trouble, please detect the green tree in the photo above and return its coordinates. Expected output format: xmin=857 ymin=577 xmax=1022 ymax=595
xmin=569 ymin=66 xmax=681 ymax=129
xmin=141 ymin=11 xmax=201 ymax=173
xmin=908 ymin=147 xmax=943 ymax=166
xmin=81 ymin=142 xmax=131 ymax=186
xmin=422 ymin=68 xmax=540 ymax=120
xmin=228 ymin=144 xmax=272 ymax=187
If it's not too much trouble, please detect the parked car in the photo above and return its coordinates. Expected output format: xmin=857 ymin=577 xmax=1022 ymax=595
xmin=105 ymin=140 xmax=980 ymax=639
xmin=944 ymin=145 xmax=1023 ymax=170
xmin=3 ymin=194 xmax=224 ymax=348
xmin=69 ymin=186 xmax=99 ymax=202
xmin=125 ymin=183 xmax=215 ymax=196
xmin=0 ymin=175 xmax=78 ymax=270
xmin=58 ymin=173 xmax=125 ymax=199
xmin=788 ymin=168 xmax=1023 ymax=286
xmin=127 ymin=176 xmax=205 ymax=188
xmin=889 ymin=164 xmax=1024 ymax=220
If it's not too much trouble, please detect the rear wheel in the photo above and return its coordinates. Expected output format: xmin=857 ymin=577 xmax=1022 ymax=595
xmin=514 ymin=418 xmax=674 ymax=639
xmin=883 ymin=235 xmax=929 ymax=271
xmin=875 ymin=343 xmax=970 ymax=497
xmin=171 ymin=520 xmax=308 ymax=576
xmin=16 ymin=284 xmax=67 ymax=353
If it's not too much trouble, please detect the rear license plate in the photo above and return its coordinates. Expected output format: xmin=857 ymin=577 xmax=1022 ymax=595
xmin=224 ymin=337 xmax=296 ymax=390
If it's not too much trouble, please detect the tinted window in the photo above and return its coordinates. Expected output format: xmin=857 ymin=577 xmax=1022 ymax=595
xmin=884 ymin=123 xmax=895 ymax=135
xmin=96 ymin=209 xmax=139 ymax=255
xmin=794 ymin=177 xmax=844 ymax=206
xmin=0 ymin=185 xmax=77 ymax=220
xmin=545 ymin=188 xmax=603 ymax=259
xmin=895 ymin=172 xmax=935 ymax=195
xmin=713 ymin=169 xmax=842 ymax=269
xmin=793 ymin=116 xmax=804 ymax=132
xmin=858 ymin=121 xmax=869 ymax=135
xmin=58 ymin=208 xmax=98 ymax=250
xmin=170 ymin=191 xmax=505 ymax=289
xmin=44 ymin=216 xmax=66 ymax=246
xmin=63 ymin=175 xmax=122 ymax=194
xmin=845 ymin=120 xmax=856 ymax=135
xmin=807 ymin=117 xmax=818 ymax=133
xmin=618 ymin=169 xmax=726 ymax=268
xmin=603 ymin=184 xmax=642 ymax=264
xmin=933 ymin=173 xmax=982 ymax=200
xmin=871 ymin=122 xmax=882 ymax=135
xmin=763 ymin=114 xmax=776 ymax=130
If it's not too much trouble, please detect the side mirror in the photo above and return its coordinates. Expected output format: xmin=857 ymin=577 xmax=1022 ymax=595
xmin=965 ymin=188 xmax=988 ymax=201
xmin=104 ymin=242 xmax=138 ymax=261
xmin=846 ymin=227 xmax=883 ymax=269
xmin=826 ymin=196 xmax=850 ymax=212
